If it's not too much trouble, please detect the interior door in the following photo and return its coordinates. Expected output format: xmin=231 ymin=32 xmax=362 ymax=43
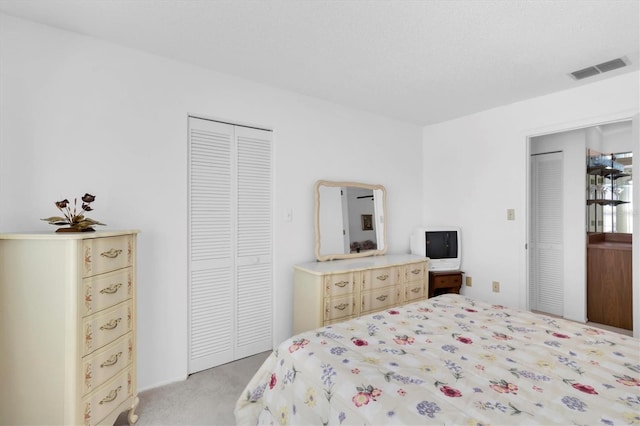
xmin=234 ymin=125 xmax=273 ymax=360
xmin=529 ymin=151 xmax=564 ymax=316
xmin=188 ymin=117 xmax=273 ymax=373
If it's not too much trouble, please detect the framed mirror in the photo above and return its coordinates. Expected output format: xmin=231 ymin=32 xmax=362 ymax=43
xmin=314 ymin=180 xmax=387 ymax=261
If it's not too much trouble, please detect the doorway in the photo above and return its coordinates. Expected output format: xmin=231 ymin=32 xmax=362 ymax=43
xmin=527 ymin=118 xmax=635 ymax=332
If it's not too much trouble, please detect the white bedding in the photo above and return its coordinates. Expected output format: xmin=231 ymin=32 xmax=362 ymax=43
xmin=235 ymin=294 xmax=640 ymax=425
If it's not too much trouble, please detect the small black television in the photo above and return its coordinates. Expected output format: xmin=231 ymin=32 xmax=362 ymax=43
xmin=410 ymin=227 xmax=461 ymax=271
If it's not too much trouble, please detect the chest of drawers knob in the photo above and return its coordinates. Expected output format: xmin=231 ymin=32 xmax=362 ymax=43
xmin=99 ymin=385 xmax=122 ymax=405
xmin=100 ymin=282 xmax=122 ymax=294
xmin=101 ymin=248 xmax=123 ymax=259
xmin=334 ymin=303 xmax=349 ymax=310
xmin=100 ymin=317 xmax=122 ymax=331
xmin=100 ymin=351 xmax=122 ymax=368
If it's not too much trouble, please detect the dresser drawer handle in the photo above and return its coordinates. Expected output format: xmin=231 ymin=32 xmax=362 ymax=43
xmin=410 ymin=269 xmax=421 ymax=275
xmin=334 ymin=303 xmax=349 ymax=311
xmin=100 ymin=317 xmax=122 ymax=330
xmin=101 ymin=248 xmax=123 ymax=259
xmin=376 ymin=294 xmax=388 ymax=302
xmin=334 ymin=280 xmax=349 ymax=288
xmin=100 ymin=351 xmax=122 ymax=368
xmin=376 ymin=274 xmax=389 ymax=281
xmin=99 ymin=385 xmax=122 ymax=405
xmin=100 ymin=283 xmax=123 ymax=294
xmin=411 ymin=287 xmax=421 ymax=293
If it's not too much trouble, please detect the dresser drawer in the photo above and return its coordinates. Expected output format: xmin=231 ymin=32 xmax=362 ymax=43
xmin=324 ymin=295 xmax=355 ymax=322
xmin=405 ymin=281 xmax=425 ymax=302
xmin=83 ymin=301 xmax=133 ymax=356
xmin=82 ymin=333 xmax=133 ymax=396
xmin=324 ymin=272 xmax=355 ymax=297
xmin=82 ymin=367 xmax=134 ymax=426
xmin=432 ymin=274 xmax=462 ymax=289
xmin=361 ymin=267 xmax=399 ymax=291
xmin=83 ymin=235 xmax=133 ymax=277
xmin=361 ymin=286 xmax=400 ymax=313
xmin=82 ymin=268 xmax=133 ymax=317
xmin=406 ymin=263 xmax=425 ymax=283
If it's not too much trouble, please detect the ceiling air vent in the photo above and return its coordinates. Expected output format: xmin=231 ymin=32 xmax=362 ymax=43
xmin=570 ymin=57 xmax=629 ymax=80
xmin=596 ymin=58 xmax=627 ymax=73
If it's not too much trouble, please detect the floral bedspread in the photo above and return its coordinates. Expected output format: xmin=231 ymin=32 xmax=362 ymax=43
xmin=234 ymin=294 xmax=640 ymax=425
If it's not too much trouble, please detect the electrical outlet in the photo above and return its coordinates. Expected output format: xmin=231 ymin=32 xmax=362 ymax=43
xmin=466 ymin=276 xmax=472 ymax=287
xmin=492 ymin=281 xmax=500 ymax=292
xmin=507 ymin=209 xmax=515 ymax=220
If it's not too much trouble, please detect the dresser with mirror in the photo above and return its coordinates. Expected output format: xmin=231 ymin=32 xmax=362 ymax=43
xmin=293 ymin=180 xmax=428 ymax=333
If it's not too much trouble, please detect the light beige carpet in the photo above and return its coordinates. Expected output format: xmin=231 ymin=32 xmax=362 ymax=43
xmin=115 ymin=351 xmax=271 ymax=426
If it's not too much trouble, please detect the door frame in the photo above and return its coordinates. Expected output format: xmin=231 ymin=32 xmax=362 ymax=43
xmin=524 ymin=109 xmax=639 ymax=338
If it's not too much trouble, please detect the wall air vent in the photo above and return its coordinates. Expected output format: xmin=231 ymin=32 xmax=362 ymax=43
xmin=570 ymin=57 xmax=629 ymax=80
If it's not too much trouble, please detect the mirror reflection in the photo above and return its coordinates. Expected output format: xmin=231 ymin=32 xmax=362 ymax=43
xmin=315 ymin=180 xmax=387 ymax=261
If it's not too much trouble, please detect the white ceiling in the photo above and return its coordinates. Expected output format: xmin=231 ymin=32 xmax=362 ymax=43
xmin=0 ymin=0 xmax=638 ymax=125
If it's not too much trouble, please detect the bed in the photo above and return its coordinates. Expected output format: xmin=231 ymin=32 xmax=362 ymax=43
xmin=235 ymin=294 xmax=640 ymax=425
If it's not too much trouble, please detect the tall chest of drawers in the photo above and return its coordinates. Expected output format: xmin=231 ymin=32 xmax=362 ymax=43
xmin=0 ymin=230 xmax=140 ymax=426
xmin=293 ymin=254 xmax=428 ymax=334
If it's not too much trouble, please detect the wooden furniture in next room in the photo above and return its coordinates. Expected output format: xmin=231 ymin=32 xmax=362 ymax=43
xmin=587 ymin=232 xmax=632 ymax=330
xmin=428 ymin=269 xmax=463 ymax=298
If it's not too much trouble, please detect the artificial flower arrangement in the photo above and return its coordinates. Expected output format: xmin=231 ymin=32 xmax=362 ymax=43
xmin=42 ymin=193 xmax=106 ymax=232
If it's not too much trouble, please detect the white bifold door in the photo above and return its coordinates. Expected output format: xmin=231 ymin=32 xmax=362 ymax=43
xmin=529 ymin=151 xmax=564 ymax=316
xmin=188 ymin=116 xmax=273 ymax=374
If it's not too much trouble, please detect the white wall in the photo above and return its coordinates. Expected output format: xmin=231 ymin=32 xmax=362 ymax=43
xmin=602 ymin=124 xmax=634 ymax=153
xmin=422 ymin=71 xmax=639 ymax=336
xmin=0 ymin=14 xmax=423 ymax=390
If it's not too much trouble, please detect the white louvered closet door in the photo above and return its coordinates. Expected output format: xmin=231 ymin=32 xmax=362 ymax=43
xmin=188 ymin=117 xmax=272 ymax=374
xmin=235 ymin=126 xmax=273 ymax=359
xmin=529 ymin=152 xmax=564 ymax=316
